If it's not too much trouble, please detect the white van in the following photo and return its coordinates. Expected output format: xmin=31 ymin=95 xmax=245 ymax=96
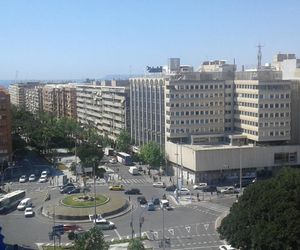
xmin=17 ymin=198 xmax=32 ymax=211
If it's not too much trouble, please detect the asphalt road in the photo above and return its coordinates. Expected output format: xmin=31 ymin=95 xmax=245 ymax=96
xmin=1 ymin=156 xmax=233 ymax=250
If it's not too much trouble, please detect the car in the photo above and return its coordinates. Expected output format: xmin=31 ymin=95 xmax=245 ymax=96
xmin=219 ymin=245 xmax=236 ymax=250
xmin=153 ymin=197 xmax=160 ymax=206
xmin=202 ymin=185 xmax=217 ymax=192
xmin=109 ymin=158 xmax=117 ymax=164
xmin=63 ymin=224 xmax=82 ymax=232
xmin=124 ymin=188 xmax=141 ymax=195
xmin=60 ymin=186 xmax=76 ymax=194
xmin=59 ymin=183 xmax=75 ymax=191
xmin=193 ymin=183 xmax=208 ymax=190
xmin=220 ymin=187 xmax=239 ymax=194
xmin=28 ymin=174 xmax=36 ymax=182
xmin=67 ymin=187 xmax=81 ymax=194
xmin=19 ymin=175 xmax=27 ymax=183
xmin=24 ymin=207 xmax=35 ymax=217
xmin=38 ymin=176 xmax=48 ymax=183
xmin=94 ymin=219 xmax=115 ymax=230
xmin=40 ymin=171 xmax=48 ymax=178
xmin=137 ymin=196 xmax=147 ymax=205
xmin=165 ymin=185 xmax=177 ymax=192
xmin=109 ymin=184 xmax=124 ymax=191
xmin=174 ymin=187 xmax=190 ymax=196
xmin=153 ymin=182 xmax=166 ymax=188
xmin=147 ymin=202 xmax=155 ymax=211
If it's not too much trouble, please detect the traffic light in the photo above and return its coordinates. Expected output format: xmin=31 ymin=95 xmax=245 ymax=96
xmin=52 ymin=224 xmax=64 ymax=235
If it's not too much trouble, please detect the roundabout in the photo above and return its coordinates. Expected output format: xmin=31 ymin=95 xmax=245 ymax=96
xmin=42 ymin=192 xmax=129 ymax=221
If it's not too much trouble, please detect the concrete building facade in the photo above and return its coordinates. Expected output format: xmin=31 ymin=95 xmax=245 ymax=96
xmin=25 ymin=86 xmax=43 ymax=114
xmin=42 ymin=84 xmax=77 ymax=120
xmin=0 ymin=88 xmax=12 ymax=163
xmin=76 ymin=81 xmax=130 ymax=141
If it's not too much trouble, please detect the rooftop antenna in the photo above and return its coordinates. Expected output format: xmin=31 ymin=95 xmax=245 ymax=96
xmin=257 ymin=43 xmax=263 ymax=70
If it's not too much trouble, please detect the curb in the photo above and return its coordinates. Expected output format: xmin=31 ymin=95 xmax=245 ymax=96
xmin=214 ymin=210 xmax=229 ymax=231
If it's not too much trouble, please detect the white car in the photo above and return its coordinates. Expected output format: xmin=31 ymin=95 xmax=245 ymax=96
xmin=220 ymin=187 xmax=238 ymax=194
xmin=174 ymin=187 xmax=190 ymax=196
xmin=109 ymin=158 xmax=117 ymax=164
xmin=24 ymin=207 xmax=35 ymax=217
xmin=219 ymin=245 xmax=236 ymax=250
xmin=19 ymin=175 xmax=27 ymax=183
xmin=94 ymin=219 xmax=115 ymax=230
xmin=40 ymin=171 xmax=48 ymax=178
xmin=193 ymin=183 xmax=208 ymax=190
xmin=38 ymin=176 xmax=48 ymax=183
xmin=28 ymin=174 xmax=36 ymax=182
xmin=153 ymin=182 xmax=166 ymax=188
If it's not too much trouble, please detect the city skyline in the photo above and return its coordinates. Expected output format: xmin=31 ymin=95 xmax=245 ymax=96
xmin=1 ymin=0 xmax=300 ymax=80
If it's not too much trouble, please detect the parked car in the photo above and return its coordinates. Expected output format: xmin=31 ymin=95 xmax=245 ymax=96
xmin=153 ymin=182 xmax=166 ymax=188
xmin=137 ymin=196 xmax=147 ymax=205
xmin=174 ymin=187 xmax=190 ymax=196
xmin=153 ymin=197 xmax=160 ymax=206
xmin=28 ymin=174 xmax=36 ymax=182
xmin=60 ymin=183 xmax=75 ymax=192
xmin=38 ymin=176 xmax=48 ymax=183
xmin=94 ymin=219 xmax=115 ymax=230
xmin=220 ymin=187 xmax=239 ymax=194
xmin=165 ymin=185 xmax=177 ymax=192
xmin=202 ymin=185 xmax=217 ymax=192
xmin=19 ymin=175 xmax=27 ymax=183
xmin=68 ymin=187 xmax=81 ymax=194
xmin=61 ymin=186 xmax=76 ymax=194
xmin=219 ymin=245 xmax=236 ymax=250
xmin=40 ymin=171 xmax=48 ymax=178
xmin=193 ymin=183 xmax=208 ymax=190
xmin=147 ymin=202 xmax=155 ymax=211
xmin=24 ymin=207 xmax=35 ymax=217
xmin=109 ymin=184 xmax=124 ymax=191
xmin=124 ymin=188 xmax=141 ymax=195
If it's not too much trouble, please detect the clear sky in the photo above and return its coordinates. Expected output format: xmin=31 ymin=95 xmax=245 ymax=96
xmin=1 ymin=0 xmax=299 ymax=80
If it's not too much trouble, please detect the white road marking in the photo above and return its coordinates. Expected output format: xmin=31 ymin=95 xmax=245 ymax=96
xmin=114 ymin=229 xmax=122 ymax=240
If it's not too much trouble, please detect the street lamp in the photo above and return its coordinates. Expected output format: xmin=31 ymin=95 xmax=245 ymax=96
xmin=160 ymin=203 xmax=165 ymax=250
xmin=239 ymin=146 xmax=243 ymax=194
xmin=93 ymin=159 xmax=97 ymax=226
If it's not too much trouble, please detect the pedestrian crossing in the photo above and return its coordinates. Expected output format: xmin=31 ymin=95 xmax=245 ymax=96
xmin=121 ymin=178 xmax=152 ymax=185
xmin=188 ymin=202 xmax=230 ymax=213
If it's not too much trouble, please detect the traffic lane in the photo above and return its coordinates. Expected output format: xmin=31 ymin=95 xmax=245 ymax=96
xmin=1 ymin=209 xmax=53 ymax=248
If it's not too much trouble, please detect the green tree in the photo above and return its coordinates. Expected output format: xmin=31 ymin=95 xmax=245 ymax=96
xmin=73 ymin=227 xmax=109 ymax=250
xmin=116 ymin=130 xmax=131 ymax=152
xmin=139 ymin=141 xmax=164 ymax=169
xmin=128 ymin=238 xmax=145 ymax=250
xmin=218 ymin=167 xmax=300 ymax=250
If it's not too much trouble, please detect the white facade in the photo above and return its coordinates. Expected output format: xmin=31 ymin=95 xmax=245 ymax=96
xmin=166 ymin=141 xmax=300 ymax=183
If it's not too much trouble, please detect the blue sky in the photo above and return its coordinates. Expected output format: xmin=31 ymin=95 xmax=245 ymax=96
xmin=0 ymin=0 xmax=299 ymax=80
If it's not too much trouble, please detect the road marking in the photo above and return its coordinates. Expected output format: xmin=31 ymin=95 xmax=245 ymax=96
xmin=185 ymin=225 xmax=191 ymax=233
xmin=204 ymin=223 xmax=209 ymax=231
xmin=168 ymin=228 xmax=174 ymax=235
xmin=114 ymin=229 xmax=122 ymax=240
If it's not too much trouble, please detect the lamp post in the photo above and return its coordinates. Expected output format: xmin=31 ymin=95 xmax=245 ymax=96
xmin=93 ymin=160 xmax=97 ymax=226
xmin=239 ymin=146 xmax=242 ymax=194
xmin=175 ymin=143 xmax=179 ymax=199
xmin=161 ymin=204 xmax=165 ymax=250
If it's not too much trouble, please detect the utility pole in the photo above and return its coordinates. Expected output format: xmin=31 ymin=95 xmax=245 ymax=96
xmin=175 ymin=143 xmax=179 ymax=199
xmin=239 ymin=146 xmax=242 ymax=194
xmin=180 ymin=142 xmax=183 ymax=187
xmin=162 ymin=206 xmax=165 ymax=250
xmin=94 ymin=160 xmax=97 ymax=225
xmin=53 ymin=206 xmax=56 ymax=250
xmin=130 ymin=204 xmax=134 ymax=239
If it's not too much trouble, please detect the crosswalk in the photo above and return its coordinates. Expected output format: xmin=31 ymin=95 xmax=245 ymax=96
xmin=121 ymin=178 xmax=152 ymax=185
xmin=188 ymin=202 xmax=230 ymax=214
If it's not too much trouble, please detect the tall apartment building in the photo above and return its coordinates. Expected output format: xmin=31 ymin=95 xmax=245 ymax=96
xmin=42 ymin=84 xmax=77 ymax=119
xmin=9 ymin=82 xmax=41 ymax=108
xmin=76 ymin=81 xmax=130 ymax=141
xmin=0 ymin=88 xmax=12 ymax=163
xmin=25 ymin=86 xmax=43 ymax=114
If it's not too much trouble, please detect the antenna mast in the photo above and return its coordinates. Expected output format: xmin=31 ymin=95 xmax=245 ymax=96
xmin=257 ymin=43 xmax=263 ymax=70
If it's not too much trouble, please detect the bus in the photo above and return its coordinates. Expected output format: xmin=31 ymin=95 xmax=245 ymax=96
xmin=116 ymin=152 xmax=132 ymax=165
xmin=0 ymin=190 xmax=26 ymax=214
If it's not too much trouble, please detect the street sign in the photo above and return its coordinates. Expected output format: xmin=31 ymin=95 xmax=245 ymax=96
xmin=168 ymin=228 xmax=174 ymax=235
xmin=76 ymin=165 xmax=82 ymax=174
xmin=53 ymin=224 xmax=64 ymax=235
xmin=204 ymin=224 xmax=209 ymax=231
xmin=185 ymin=225 xmax=191 ymax=233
